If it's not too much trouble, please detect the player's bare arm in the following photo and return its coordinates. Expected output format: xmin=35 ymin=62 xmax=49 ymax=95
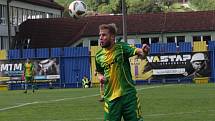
xmin=97 ymin=72 xmax=105 ymax=84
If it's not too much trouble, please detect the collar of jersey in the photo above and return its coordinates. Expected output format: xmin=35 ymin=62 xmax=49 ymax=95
xmin=104 ymin=44 xmax=116 ymax=53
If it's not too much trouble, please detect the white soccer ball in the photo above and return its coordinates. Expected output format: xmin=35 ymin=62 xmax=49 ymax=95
xmin=69 ymin=0 xmax=87 ymax=19
xmin=84 ymin=85 xmax=89 ymax=88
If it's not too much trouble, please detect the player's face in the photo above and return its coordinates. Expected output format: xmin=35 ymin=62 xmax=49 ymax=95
xmin=99 ymin=29 xmax=114 ymax=48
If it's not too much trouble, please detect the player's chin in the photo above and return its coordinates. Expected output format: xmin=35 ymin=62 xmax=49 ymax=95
xmin=100 ymin=43 xmax=106 ymax=48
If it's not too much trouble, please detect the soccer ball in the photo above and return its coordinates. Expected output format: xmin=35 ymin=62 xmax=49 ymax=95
xmin=84 ymin=85 xmax=89 ymax=88
xmin=69 ymin=0 xmax=87 ymax=19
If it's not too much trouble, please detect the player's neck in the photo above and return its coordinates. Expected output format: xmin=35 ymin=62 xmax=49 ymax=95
xmin=105 ymin=41 xmax=115 ymax=50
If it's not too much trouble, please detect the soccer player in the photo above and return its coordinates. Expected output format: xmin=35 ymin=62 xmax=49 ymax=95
xmin=95 ymin=23 xmax=149 ymax=121
xmin=82 ymin=75 xmax=89 ymax=88
xmin=23 ymin=59 xmax=35 ymax=93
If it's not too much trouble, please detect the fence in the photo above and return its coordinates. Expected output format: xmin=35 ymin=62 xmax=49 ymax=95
xmin=1 ymin=41 xmax=215 ymax=90
xmin=7 ymin=47 xmax=90 ymax=89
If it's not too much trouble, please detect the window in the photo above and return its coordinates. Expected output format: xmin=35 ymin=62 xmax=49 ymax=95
xmin=167 ymin=36 xmax=175 ymax=43
xmin=22 ymin=9 xmax=28 ymax=22
xmin=53 ymin=14 xmax=58 ymax=18
xmin=0 ymin=5 xmax=2 ymax=25
xmin=0 ymin=36 xmax=2 ymax=50
xmin=9 ymin=6 xmax=13 ymax=24
xmin=90 ymin=40 xmax=98 ymax=46
xmin=141 ymin=37 xmax=159 ymax=44
xmin=141 ymin=38 xmax=149 ymax=45
xmin=46 ymin=13 xmax=53 ymax=18
xmin=56 ymin=14 xmax=60 ymax=18
xmin=35 ymin=11 xmax=43 ymax=19
xmin=32 ymin=11 xmax=35 ymax=19
xmin=49 ymin=13 xmax=53 ymax=18
xmin=0 ymin=5 xmax=6 ymax=25
xmin=17 ymin=8 xmax=23 ymax=25
xmin=2 ymin=37 xmax=9 ymax=50
xmin=176 ymin=36 xmax=185 ymax=42
xmin=12 ymin=7 xmax=18 ymax=26
xmin=176 ymin=36 xmax=185 ymax=45
xmin=151 ymin=37 xmax=159 ymax=43
xmin=193 ymin=36 xmax=201 ymax=41
xmin=76 ymin=42 xmax=83 ymax=47
xmin=203 ymin=35 xmax=211 ymax=44
xmin=27 ymin=10 xmax=32 ymax=19
xmin=167 ymin=36 xmax=185 ymax=45
xmin=193 ymin=35 xmax=211 ymax=44
xmin=42 ymin=12 xmax=46 ymax=18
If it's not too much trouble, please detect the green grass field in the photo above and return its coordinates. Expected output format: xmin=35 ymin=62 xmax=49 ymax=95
xmin=0 ymin=83 xmax=215 ymax=121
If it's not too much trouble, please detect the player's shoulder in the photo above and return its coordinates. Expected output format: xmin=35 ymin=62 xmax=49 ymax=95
xmin=114 ymin=42 xmax=127 ymax=48
xmin=96 ymin=48 xmax=103 ymax=54
xmin=115 ymin=42 xmax=136 ymax=49
xmin=115 ymin=42 xmax=127 ymax=46
xmin=95 ymin=48 xmax=104 ymax=57
xmin=116 ymin=42 xmax=134 ymax=47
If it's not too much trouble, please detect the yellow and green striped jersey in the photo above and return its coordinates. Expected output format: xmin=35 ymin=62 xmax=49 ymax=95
xmin=95 ymin=42 xmax=137 ymax=101
xmin=24 ymin=63 xmax=34 ymax=77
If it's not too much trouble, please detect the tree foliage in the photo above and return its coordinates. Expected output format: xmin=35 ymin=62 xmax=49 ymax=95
xmin=189 ymin=0 xmax=215 ymax=11
xmin=84 ymin=0 xmax=191 ymax=14
xmin=55 ymin=0 xmax=213 ymax=17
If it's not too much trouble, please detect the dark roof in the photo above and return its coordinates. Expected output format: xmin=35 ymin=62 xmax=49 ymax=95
xmin=16 ymin=0 xmax=64 ymax=10
xmin=15 ymin=11 xmax=215 ymax=48
xmin=17 ymin=18 xmax=87 ymax=48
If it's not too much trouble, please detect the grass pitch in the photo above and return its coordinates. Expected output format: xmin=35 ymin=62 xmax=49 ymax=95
xmin=0 ymin=83 xmax=215 ymax=121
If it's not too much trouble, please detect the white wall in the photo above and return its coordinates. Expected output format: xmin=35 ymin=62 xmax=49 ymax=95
xmin=80 ymin=31 xmax=215 ymax=48
xmin=0 ymin=26 xmax=8 ymax=36
xmin=0 ymin=0 xmax=62 ymax=49
xmin=0 ymin=0 xmax=62 ymax=15
xmin=161 ymin=31 xmax=215 ymax=44
xmin=10 ymin=1 xmax=62 ymax=15
xmin=0 ymin=0 xmax=7 ymax=5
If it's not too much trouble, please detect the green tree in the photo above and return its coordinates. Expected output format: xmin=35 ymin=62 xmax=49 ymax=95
xmin=190 ymin=0 xmax=215 ymax=11
xmin=97 ymin=3 xmax=112 ymax=13
xmin=84 ymin=0 xmax=99 ymax=11
xmin=55 ymin=0 xmax=196 ymax=16
xmin=127 ymin=0 xmax=168 ymax=13
xmin=96 ymin=0 xmax=121 ymax=14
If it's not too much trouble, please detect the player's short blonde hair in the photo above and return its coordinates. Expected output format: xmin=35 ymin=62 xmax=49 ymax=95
xmin=99 ymin=23 xmax=118 ymax=35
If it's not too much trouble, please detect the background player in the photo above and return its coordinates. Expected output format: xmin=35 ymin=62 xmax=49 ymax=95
xmin=23 ymin=58 xmax=35 ymax=93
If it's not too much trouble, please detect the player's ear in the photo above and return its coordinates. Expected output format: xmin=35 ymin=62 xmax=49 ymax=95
xmin=110 ymin=35 xmax=115 ymax=40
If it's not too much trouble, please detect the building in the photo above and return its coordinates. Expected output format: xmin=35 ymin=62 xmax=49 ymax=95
xmin=0 ymin=0 xmax=64 ymax=50
xmin=14 ymin=10 xmax=215 ymax=49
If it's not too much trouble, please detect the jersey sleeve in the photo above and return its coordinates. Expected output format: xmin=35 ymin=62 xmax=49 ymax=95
xmin=121 ymin=42 xmax=137 ymax=58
